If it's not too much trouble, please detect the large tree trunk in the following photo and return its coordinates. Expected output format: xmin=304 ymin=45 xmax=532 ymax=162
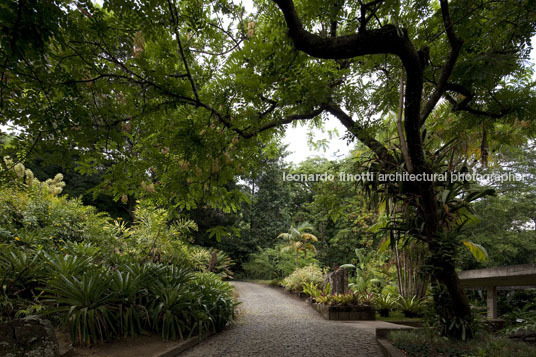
xmin=428 ymin=240 xmax=474 ymax=339
xmin=272 ymin=0 xmax=473 ymax=339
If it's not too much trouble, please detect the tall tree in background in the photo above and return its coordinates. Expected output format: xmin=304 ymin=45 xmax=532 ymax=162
xmin=278 ymin=221 xmax=318 ymax=268
xmin=2 ymin=0 xmax=536 ymax=338
xmin=270 ymin=0 xmax=536 ymax=338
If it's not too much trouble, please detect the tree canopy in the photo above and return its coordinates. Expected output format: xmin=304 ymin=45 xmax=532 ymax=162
xmin=2 ymin=0 xmax=536 ymax=340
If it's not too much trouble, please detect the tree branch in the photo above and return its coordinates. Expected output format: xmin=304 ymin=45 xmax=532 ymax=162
xmin=241 ymin=105 xmax=327 ymax=138
xmin=444 ymin=84 xmax=511 ymax=118
xmin=167 ymin=0 xmax=200 ymax=104
xmin=272 ymin=0 xmax=424 ymax=172
xmin=396 ymin=75 xmax=413 ymax=172
xmin=272 ymin=0 xmax=414 ymax=61
xmin=420 ymin=0 xmax=463 ymax=123
xmin=325 ymin=103 xmax=396 ymax=166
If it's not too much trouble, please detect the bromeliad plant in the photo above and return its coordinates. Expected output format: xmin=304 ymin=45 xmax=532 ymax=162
xmin=315 ymin=292 xmax=374 ymax=308
xmin=374 ymin=293 xmax=397 ymax=317
xmin=0 ymin=163 xmax=238 ymax=346
xmin=109 ymin=269 xmax=150 ymax=338
xmin=45 ymin=270 xmax=116 ymax=346
xmin=302 ymin=281 xmax=330 ymax=300
xmin=302 ymin=280 xmax=374 ymax=307
xmin=396 ymin=295 xmax=429 ymax=318
xmin=43 ymin=263 xmax=237 ymax=345
xmin=189 ymin=272 xmax=237 ymax=334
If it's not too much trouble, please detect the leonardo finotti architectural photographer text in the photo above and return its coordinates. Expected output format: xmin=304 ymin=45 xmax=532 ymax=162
xmin=282 ymin=171 xmax=524 ymax=183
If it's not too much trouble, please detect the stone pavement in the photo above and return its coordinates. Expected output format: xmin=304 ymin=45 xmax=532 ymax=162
xmin=180 ymin=281 xmax=383 ymax=356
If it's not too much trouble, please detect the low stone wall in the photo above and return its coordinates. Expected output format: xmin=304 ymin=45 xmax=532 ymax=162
xmin=311 ymin=303 xmax=376 ymax=321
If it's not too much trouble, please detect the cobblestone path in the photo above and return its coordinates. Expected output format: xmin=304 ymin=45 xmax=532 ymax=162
xmin=181 ymin=281 xmax=383 ymax=356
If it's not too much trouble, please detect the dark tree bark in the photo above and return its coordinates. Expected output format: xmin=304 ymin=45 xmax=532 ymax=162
xmin=272 ymin=0 xmax=473 ymax=338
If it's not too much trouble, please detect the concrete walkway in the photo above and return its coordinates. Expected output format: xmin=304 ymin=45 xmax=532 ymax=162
xmin=180 ymin=281 xmax=384 ymax=356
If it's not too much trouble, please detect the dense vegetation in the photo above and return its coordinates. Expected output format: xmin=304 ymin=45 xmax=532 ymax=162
xmin=0 ymin=161 xmax=236 ymax=345
xmin=1 ymin=0 xmax=535 ymax=348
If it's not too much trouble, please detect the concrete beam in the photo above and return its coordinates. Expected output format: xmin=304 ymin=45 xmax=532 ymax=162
xmin=458 ymin=264 xmax=536 ymax=288
xmin=465 ymin=286 xmax=536 ymax=291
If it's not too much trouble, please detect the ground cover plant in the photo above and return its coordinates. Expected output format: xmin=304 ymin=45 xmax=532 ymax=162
xmin=389 ymin=329 xmax=536 ymax=357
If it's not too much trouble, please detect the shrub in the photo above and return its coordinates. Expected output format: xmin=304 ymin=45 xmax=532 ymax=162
xmin=127 ymin=202 xmax=197 ymax=266
xmin=42 ymin=252 xmax=93 ymax=279
xmin=109 ymin=270 xmax=150 ymax=338
xmin=315 ymin=293 xmax=371 ymax=307
xmin=302 ymin=281 xmax=373 ymax=308
xmin=149 ymin=280 xmax=195 ymax=341
xmin=45 ymin=270 xmax=116 ymax=346
xmin=0 ymin=247 xmax=44 ymax=301
xmin=374 ymin=293 xmax=396 ymax=317
xmin=243 ymin=246 xmax=320 ymax=280
xmin=189 ymin=272 xmax=237 ymax=333
xmin=281 ymin=265 xmax=323 ymax=292
xmin=149 ymin=270 xmax=236 ymax=341
xmin=0 ymin=166 xmax=237 ymax=346
xmin=502 ymin=301 xmax=536 ymax=338
xmin=389 ymin=329 xmax=536 ymax=357
xmin=190 ymin=247 xmax=234 ymax=279
xmin=397 ymin=295 xmax=428 ymax=318
xmin=302 ymin=281 xmax=330 ymax=299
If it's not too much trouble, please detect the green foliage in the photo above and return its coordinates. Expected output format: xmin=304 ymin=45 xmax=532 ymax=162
xmin=302 ymin=281 xmax=330 ymax=299
xmin=389 ymin=329 xmax=536 ymax=357
xmin=457 ymin=144 xmax=536 ymax=269
xmin=42 ymin=252 xmax=93 ymax=282
xmin=189 ymin=272 xmax=237 ymax=333
xmin=189 ymin=247 xmax=234 ymax=279
xmin=281 ymin=265 xmax=323 ymax=292
xmin=149 ymin=279 xmax=195 ymax=341
xmin=39 ymin=260 xmax=236 ymax=345
xmin=340 ymin=248 xmax=390 ymax=294
xmin=396 ymin=295 xmax=428 ymax=318
xmin=0 ymin=172 xmax=236 ymax=346
xmin=279 ymin=221 xmax=319 ymax=269
xmin=0 ymin=247 xmax=45 ymax=301
xmin=149 ymin=269 xmax=236 ymax=341
xmin=374 ymin=293 xmax=396 ymax=317
xmin=314 ymin=292 xmax=371 ymax=307
xmin=45 ymin=271 xmax=116 ymax=346
xmin=0 ymin=160 xmax=113 ymax=249
xmin=289 ymin=157 xmax=375 ymax=268
xmin=426 ymin=284 xmax=478 ymax=341
xmin=243 ymin=246 xmax=319 ymax=280
xmin=127 ymin=201 xmax=198 ymax=265
xmin=109 ymin=269 xmax=150 ymax=338
xmin=502 ymin=302 xmax=536 ymax=338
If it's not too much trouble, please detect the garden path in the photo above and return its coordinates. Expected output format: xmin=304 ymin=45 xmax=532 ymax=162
xmin=180 ymin=281 xmax=383 ymax=356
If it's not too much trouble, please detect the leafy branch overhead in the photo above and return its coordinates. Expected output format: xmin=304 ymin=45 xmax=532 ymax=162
xmin=1 ymin=0 xmax=535 ymax=341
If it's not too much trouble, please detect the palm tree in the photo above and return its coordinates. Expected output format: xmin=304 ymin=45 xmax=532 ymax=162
xmin=278 ymin=222 xmax=318 ymax=269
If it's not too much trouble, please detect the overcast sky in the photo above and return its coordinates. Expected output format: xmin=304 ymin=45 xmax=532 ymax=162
xmin=282 ymin=118 xmax=353 ymax=164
